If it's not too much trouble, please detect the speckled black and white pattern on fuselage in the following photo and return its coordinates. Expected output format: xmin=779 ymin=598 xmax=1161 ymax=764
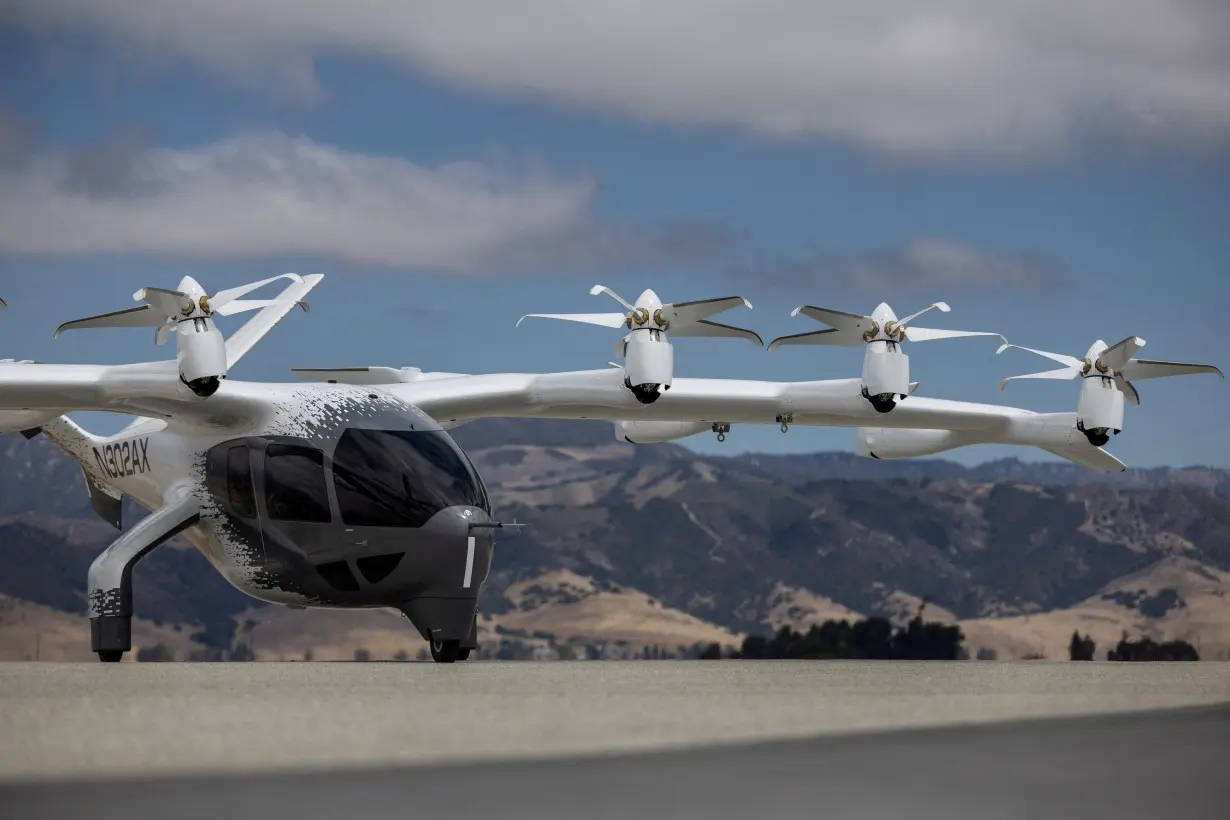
xmin=199 ymin=386 xmax=493 ymax=636
xmin=49 ymin=383 xmax=494 ymax=643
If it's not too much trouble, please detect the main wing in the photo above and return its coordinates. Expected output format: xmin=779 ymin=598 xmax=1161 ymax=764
xmin=383 ymin=368 xmax=1032 ymax=432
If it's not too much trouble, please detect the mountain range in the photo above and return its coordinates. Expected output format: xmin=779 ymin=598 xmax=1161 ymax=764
xmin=2 ymin=420 xmax=1228 ymax=662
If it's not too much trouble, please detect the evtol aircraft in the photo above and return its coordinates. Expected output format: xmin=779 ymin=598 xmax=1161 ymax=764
xmin=0 ymin=278 xmax=1222 ymax=662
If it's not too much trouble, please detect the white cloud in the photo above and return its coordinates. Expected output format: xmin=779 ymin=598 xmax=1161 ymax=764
xmin=738 ymin=238 xmax=1061 ymax=295
xmin=0 ymin=130 xmax=730 ymax=271
xmin=6 ymin=1 xmax=1230 ymax=160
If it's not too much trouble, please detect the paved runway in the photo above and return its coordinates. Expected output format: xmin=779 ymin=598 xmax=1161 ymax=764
xmin=2 ymin=661 xmax=1228 ymax=817
xmin=3 ymin=704 xmax=1228 ymax=819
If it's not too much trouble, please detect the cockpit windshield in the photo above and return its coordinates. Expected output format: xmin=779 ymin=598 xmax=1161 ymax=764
xmin=331 ymin=429 xmax=489 ymax=528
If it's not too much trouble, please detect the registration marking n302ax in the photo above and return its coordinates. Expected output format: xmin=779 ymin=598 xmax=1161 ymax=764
xmin=93 ymin=438 xmax=151 ymax=479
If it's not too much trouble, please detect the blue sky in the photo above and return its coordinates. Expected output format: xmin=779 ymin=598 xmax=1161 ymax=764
xmin=1 ymin=3 xmax=1228 ymax=467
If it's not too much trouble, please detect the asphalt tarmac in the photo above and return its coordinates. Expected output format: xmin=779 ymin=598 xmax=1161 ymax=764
xmin=2 ymin=661 xmax=1228 ymax=818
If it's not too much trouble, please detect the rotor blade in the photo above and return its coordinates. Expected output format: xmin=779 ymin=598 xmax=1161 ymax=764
xmin=1114 ymin=374 xmax=1141 ymax=405
xmin=154 ymin=322 xmax=174 ymax=346
xmin=589 ymin=285 xmax=634 ymax=310
xmin=209 ymin=273 xmax=304 ymax=311
xmin=905 ymin=327 xmax=1003 ymax=343
xmin=671 ymin=319 xmax=763 ymax=346
xmin=615 ymin=335 xmax=629 ymax=358
xmin=767 ymin=328 xmax=862 ymax=351
xmin=1041 ymin=445 xmax=1127 ymax=473
xmin=55 ymin=305 xmax=165 ymax=338
xmin=516 ymin=313 xmax=627 ymax=329
xmin=998 ymin=366 xmax=1082 ymax=390
xmin=1118 ymin=358 xmax=1225 ymax=381
xmin=214 ymin=298 xmax=309 ymax=316
xmin=1098 ymin=336 xmax=1146 ymax=372
xmin=666 ymin=296 xmax=752 ymax=326
xmin=226 ymin=274 xmax=323 ymax=369
xmin=135 ymin=287 xmax=193 ymax=317
xmin=896 ymin=301 xmax=951 ymax=327
xmin=792 ymin=305 xmax=871 ymax=333
xmin=996 ymin=342 xmax=1084 ymax=369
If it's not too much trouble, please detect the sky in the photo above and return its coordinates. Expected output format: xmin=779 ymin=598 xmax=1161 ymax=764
xmin=0 ymin=2 xmax=1228 ymax=467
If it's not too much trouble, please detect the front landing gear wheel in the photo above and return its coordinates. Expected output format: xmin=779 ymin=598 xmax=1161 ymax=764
xmin=457 ymin=647 xmax=471 ymax=661
xmin=97 ymin=650 xmax=123 ymax=663
xmin=430 ymin=639 xmax=461 ymax=663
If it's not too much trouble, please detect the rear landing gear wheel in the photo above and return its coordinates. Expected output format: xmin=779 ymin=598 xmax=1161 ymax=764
xmin=457 ymin=647 xmax=471 ymax=661
xmin=97 ymin=650 xmax=124 ymax=663
xmin=430 ymin=639 xmax=461 ymax=663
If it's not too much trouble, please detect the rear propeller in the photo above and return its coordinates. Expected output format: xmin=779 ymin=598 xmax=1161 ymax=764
xmin=997 ymin=337 xmax=1224 ymax=404
xmin=767 ymin=300 xmax=1001 ymax=350
xmin=518 ymin=284 xmax=763 ymax=356
xmin=55 ymin=274 xmax=310 ymax=343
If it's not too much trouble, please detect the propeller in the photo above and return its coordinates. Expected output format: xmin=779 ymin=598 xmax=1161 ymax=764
xmin=517 ymin=284 xmax=763 ymax=351
xmin=55 ymin=274 xmax=310 ymax=343
xmin=0 ymin=297 xmax=6 ymax=308
xmin=767 ymin=301 xmax=1002 ymax=351
xmin=997 ymin=336 xmax=1224 ymax=404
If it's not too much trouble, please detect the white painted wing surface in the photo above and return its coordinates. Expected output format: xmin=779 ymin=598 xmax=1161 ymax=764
xmin=390 ymin=370 xmax=1031 ymax=432
xmin=0 ymin=360 xmax=183 ymax=415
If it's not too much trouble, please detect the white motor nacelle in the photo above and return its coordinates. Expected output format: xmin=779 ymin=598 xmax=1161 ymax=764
xmin=624 ymin=329 xmax=674 ymax=404
xmin=857 ymin=427 xmax=967 ymax=459
xmin=177 ymin=316 xmax=227 ymax=397
xmin=862 ymin=343 xmax=910 ymax=413
xmin=615 ymin=420 xmax=710 ymax=443
xmin=1075 ymin=376 xmax=1125 ymax=446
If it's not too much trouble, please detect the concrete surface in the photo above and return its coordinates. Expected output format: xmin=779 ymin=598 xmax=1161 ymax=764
xmin=3 ymin=704 xmax=1228 ymax=819
xmin=2 ymin=660 xmax=1229 ymax=782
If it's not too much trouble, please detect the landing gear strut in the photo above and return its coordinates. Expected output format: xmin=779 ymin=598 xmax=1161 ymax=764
xmin=89 ymin=491 xmax=199 ymax=663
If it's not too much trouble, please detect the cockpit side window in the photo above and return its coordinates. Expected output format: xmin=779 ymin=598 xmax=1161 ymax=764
xmin=332 ymin=429 xmax=489 ymax=528
xmin=226 ymin=445 xmax=256 ymax=519
xmin=264 ymin=444 xmax=331 ymax=523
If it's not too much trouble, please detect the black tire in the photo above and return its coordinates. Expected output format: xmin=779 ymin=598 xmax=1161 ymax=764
xmin=457 ymin=647 xmax=471 ymax=661
xmin=97 ymin=650 xmax=124 ymax=663
xmin=430 ymin=639 xmax=461 ymax=663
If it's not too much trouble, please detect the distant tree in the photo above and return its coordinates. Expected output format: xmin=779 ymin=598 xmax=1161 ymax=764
xmin=556 ymin=643 xmax=577 ymax=661
xmin=137 ymin=643 xmax=174 ymax=662
xmin=229 ymin=643 xmax=255 ymax=662
xmin=302 ymin=648 xmax=314 ymax=662
xmin=353 ymin=647 xmax=373 ymax=662
xmin=392 ymin=649 xmax=410 ymax=662
xmin=698 ymin=642 xmax=723 ymax=660
xmin=736 ymin=615 xmax=963 ymax=661
xmin=416 ymin=648 xmax=429 ymax=661
xmin=1107 ymin=636 xmax=1199 ymax=662
xmin=1022 ymin=652 xmax=1047 ymax=660
xmin=975 ymin=647 xmax=998 ymax=661
xmin=1068 ymin=631 xmax=1096 ymax=661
